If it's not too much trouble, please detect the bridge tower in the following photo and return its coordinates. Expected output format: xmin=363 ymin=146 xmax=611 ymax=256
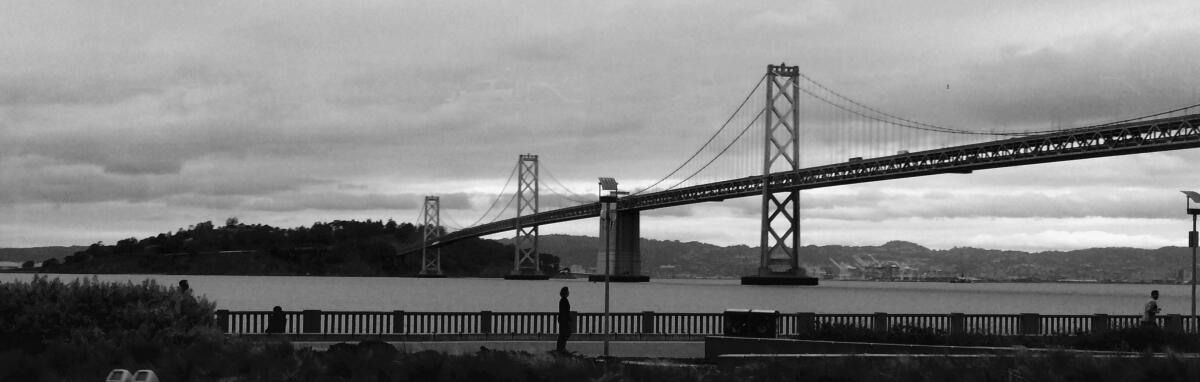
xmin=742 ymin=63 xmax=819 ymax=286
xmin=505 ymin=154 xmax=550 ymax=280
xmin=418 ymin=196 xmax=446 ymax=278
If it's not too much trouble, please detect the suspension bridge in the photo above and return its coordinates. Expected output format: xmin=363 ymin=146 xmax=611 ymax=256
xmin=409 ymin=63 xmax=1200 ymax=285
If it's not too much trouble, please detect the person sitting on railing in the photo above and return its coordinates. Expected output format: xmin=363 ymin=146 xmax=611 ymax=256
xmin=266 ymin=306 xmax=287 ymax=334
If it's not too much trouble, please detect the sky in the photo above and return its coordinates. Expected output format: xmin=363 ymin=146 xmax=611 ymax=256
xmin=3 ymin=0 xmax=1200 ymax=252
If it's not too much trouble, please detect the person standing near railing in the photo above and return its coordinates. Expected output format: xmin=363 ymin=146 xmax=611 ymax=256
xmin=1142 ymin=290 xmax=1162 ymax=327
xmin=556 ymin=287 xmax=572 ymax=353
xmin=266 ymin=306 xmax=287 ymax=334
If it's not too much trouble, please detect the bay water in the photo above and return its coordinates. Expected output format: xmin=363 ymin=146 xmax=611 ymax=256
xmin=2 ymin=273 xmax=1192 ymax=316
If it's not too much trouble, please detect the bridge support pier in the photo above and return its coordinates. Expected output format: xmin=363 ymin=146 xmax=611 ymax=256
xmin=589 ymin=209 xmax=649 ymax=282
xmin=742 ymin=63 xmax=817 ymax=286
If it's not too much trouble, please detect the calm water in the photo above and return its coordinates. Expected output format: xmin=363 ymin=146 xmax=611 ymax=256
xmin=2 ymin=273 xmax=1194 ymax=315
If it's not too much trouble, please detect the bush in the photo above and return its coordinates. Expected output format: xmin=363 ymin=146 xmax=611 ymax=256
xmin=0 ymin=275 xmax=215 ymax=348
xmin=791 ymin=323 xmax=1200 ymax=353
xmin=0 ymin=275 xmax=219 ymax=381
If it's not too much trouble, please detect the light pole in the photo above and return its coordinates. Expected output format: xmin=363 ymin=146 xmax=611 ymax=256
xmin=1182 ymin=191 xmax=1200 ymax=318
xmin=598 ymin=177 xmax=619 ymax=358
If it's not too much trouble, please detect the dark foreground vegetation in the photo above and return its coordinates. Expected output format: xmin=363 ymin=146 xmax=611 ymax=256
xmin=4 ymin=276 xmax=1200 ymax=381
xmin=794 ymin=323 xmax=1200 ymax=353
xmin=34 ymin=218 xmax=560 ymax=277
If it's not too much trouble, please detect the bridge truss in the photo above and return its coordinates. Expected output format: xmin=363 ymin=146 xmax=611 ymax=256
xmin=418 ymin=196 xmax=445 ymax=277
xmin=435 ymin=112 xmax=1200 ymax=246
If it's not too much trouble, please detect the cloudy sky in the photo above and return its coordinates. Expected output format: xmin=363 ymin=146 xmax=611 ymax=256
xmin=3 ymin=0 xmax=1200 ymax=252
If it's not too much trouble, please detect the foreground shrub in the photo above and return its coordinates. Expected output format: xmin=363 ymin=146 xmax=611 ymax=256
xmin=710 ymin=352 xmax=1200 ymax=382
xmin=0 ymin=275 xmax=218 ymax=380
xmin=265 ymin=343 xmax=1200 ymax=381
xmin=5 ymin=334 xmax=1200 ymax=381
xmin=793 ymin=323 xmax=1200 ymax=353
xmin=0 ymin=275 xmax=215 ymax=348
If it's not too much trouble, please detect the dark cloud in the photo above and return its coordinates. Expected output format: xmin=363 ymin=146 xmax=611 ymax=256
xmin=955 ymin=32 xmax=1200 ymax=127
xmin=3 ymin=1 xmax=1199 ymax=249
xmin=0 ymin=155 xmax=325 ymax=205
xmin=0 ymin=161 xmax=157 ymax=204
xmin=0 ymin=74 xmax=161 ymax=106
xmin=239 ymin=192 xmax=419 ymax=212
xmin=502 ymin=35 xmax=580 ymax=63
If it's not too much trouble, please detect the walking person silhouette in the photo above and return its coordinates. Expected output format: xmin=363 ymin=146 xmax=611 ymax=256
xmin=556 ymin=287 xmax=572 ymax=354
xmin=1142 ymin=290 xmax=1162 ymax=327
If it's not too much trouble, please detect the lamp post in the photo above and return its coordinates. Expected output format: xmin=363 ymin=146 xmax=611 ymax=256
xmin=1182 ymin=191 xmax=1200 ymax=318
xmin=598 ymin=177 xmax=620 ymax=358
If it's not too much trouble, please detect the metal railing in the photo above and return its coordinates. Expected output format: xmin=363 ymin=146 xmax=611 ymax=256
xmin=216 ymin=310 xmax=1200 ymax=337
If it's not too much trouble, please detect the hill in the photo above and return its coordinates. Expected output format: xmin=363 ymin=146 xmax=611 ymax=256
xmin=26 ymin=220 xmax=560 ymax=277
xmin=15 ymin=227 xmax=1192 ymax=282
xmin=517 ymin=235 xmax=1193 ymax=282
xmin=0 ymin=246 xmax=88 ymax=263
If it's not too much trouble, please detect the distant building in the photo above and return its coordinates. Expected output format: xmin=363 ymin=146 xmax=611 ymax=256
xmin=567 ymin=264 xmax=589 ymax=275
xmin=0 ymin=261 xmax=25 ymax=270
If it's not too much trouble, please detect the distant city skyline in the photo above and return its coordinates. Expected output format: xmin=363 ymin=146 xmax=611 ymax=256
xmin=4 ymin=1 xmax=1200 ymax=251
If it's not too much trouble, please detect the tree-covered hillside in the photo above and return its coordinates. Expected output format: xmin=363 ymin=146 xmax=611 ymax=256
xmin=0 ymin=246 xmax=87 ymax=263
xmin=38 ymin=219 xmax=560 ymax=277
xmin=527 ymin=235 xmax=1194 ymax=282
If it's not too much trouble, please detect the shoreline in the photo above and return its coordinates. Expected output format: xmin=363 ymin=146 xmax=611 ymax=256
xmin=0 ymin=270 xmax=1191 ymax=285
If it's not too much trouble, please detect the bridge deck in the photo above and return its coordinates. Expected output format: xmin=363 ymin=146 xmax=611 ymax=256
xmin=435 ymin=113 xmax=1200 ymax=245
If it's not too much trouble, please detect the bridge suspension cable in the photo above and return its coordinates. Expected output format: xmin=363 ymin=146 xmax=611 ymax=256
xmin=796 ymin=74 xmax=1020 ymax=136
xmin=485 ymin=192 xmax=519 ymax=225
xmin=667 ymin=107 xmax=765 ymax=190
xmin=438 ymin=68 xmax=1200 ymax=233
xmin=798 ymin=72 xmax=1200 ymax=137
xmin=409 ymin=204 xmax=424 ymax=228
xmin=539 ymin=163 xmax=591 ymax=204
xmin=440 ymin=209 xmax=466 ymax=230
xmin=633 ymin=74 xmax=768 ymax=195
xmin=1088 ymin=102 xmax=1200 ymax=128
xmin=465 ymin=162 xmax=519 ymax=228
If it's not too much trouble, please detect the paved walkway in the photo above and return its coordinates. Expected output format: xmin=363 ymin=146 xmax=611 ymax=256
xmin=292 ymin=340 xmax=704 ymax=358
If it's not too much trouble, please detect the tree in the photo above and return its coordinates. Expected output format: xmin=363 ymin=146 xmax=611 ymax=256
xmin=20 ymin=260 xmax=34 ymax=269
xmin=41 ymin=258 xmax=59 ymax=268
xmin=115 ymin=237 xmax=139 ymax=254
xmin=226 ymin=217 xmax=240 ymax=227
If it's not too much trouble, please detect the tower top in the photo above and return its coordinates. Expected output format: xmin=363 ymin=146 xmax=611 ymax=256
xmin=768 ymin=63 xmax=799 ymax=77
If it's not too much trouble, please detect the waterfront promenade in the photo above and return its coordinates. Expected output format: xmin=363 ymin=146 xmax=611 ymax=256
xmin=218 ymin=309 xmax=1200 ymax=337
xmin=289 ymin=340 xmax=704 ymax=358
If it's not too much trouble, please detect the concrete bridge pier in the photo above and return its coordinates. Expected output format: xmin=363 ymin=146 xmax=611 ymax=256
xmin=589 ymin=210 xmax=649 ymax=282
